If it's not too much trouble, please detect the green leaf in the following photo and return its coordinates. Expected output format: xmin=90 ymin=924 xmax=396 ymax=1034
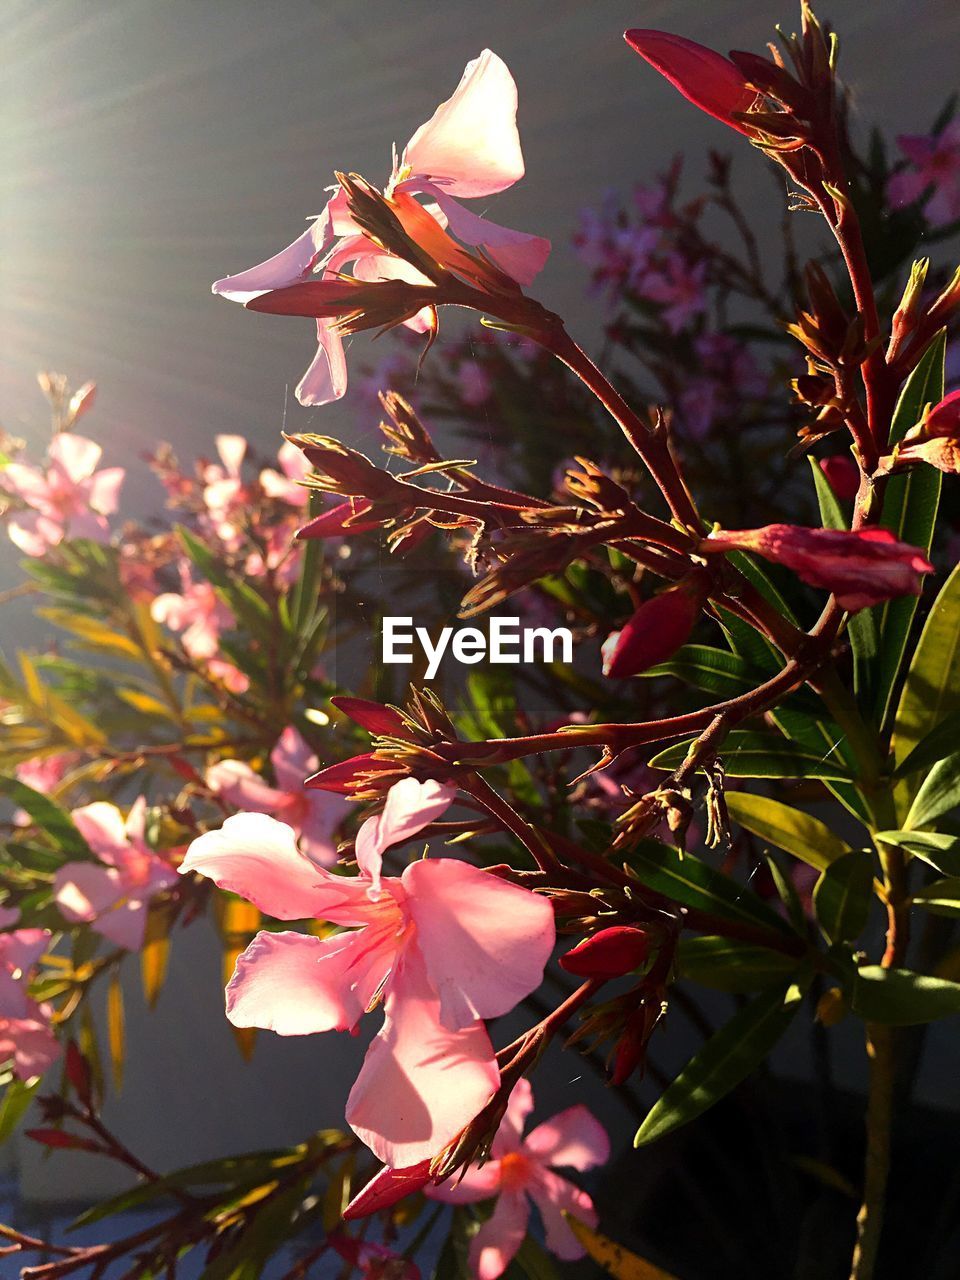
xmin=906 ymin=752 xmax=960 ymax=830
xmin=649 ymin=731 xmax=854 ymax=780
xmin=625 ymin=840 xmax=796 ymax=939
xmin=875 ymin=829 xmax=960 ymax=875
xmin=644 ymin=646 xmax=820 ymax=715
xmin=678 ymin=936 xmax=798 ymax=992
xmin=852 ymin=965 xmax=960 ymax=1024
xmin=0 ymin=774 xmax=92 ymax=856
xmin=512 ymin=1238 xmax=562 ymax=1280
xmin=894 ymin=710 xmax=960 ymax=779
xmin=912 ymin=876 xmax=960 ymax=917
xmin=726 ymin=792 xmax=849 ymax=872
xmin=634 ymin=983 xmax=803 ymax=1147
xmin=813 ymin=851 xmax=875 ymax=942
xmin=0 ymin=1077 xmax=41 ymax=1144
xmin=809 ymin=456 xmax=849 ymax=532
xmin=874 ymin=330 xmax=946 ymax=728
xmin=892 ymin=564 xmax=960 ymax=815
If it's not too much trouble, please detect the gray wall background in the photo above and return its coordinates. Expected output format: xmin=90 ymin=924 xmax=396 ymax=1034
xmin=3 ymin=0 xmax=960 ymax=1204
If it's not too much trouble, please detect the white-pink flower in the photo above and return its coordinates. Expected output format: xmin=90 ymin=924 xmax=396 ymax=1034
xmin=202 ymin=435 xmax=248 ymax=545
xmin=151 ymin=563 xmax=234 ymax=660
xmin=428 ymin=1078 xmax=609 ymax=1279
xmin=179 ymin=777 xmax=556 ymax=1166
xmin=54 ymin=799 xmax=180 ymax=951
xmin=260 ymin=440 xmax=312 ymax=508
xmin=212 ymin=50 xmax=549 ymax=406
xmin=0 ymin=911 xmax=61 ymax=1079
xmin=1 ymin=433 xmax=124 ymax=557
xmin=206 ymin=727 xmax=350 ymax=866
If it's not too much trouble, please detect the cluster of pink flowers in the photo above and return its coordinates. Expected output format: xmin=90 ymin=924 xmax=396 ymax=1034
xmin=0 ymin=907 xmax=60 ymax=1080
xmin=889 ymin=119 xmax=960 ymax=227
xmin=1 ymin=432 xmax=124 ymax=557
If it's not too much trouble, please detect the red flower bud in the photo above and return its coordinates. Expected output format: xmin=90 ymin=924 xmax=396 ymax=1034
xmin=331 ymin=697 xmax=409 ymax=737
xmin=25 ymin=1128 xmax=102 ymax=1154
xmin=610 ymin=1000 xmax=663 ymax=1087
xmin=304 ymin=752 xmax=400 ymax=795
xmin=343 ymin=1159 xmax=432 ymax=1220
xmin=601 ymin=575 xmax=706 ymax=678
xmin=624 ymin=30 xmax=760 ymax=135
xmin=923 ymin=389 xmax=960 ymax=438
xmin=818 ymin=455 xmax=860 ymax=502
xmin=702 ymin=524 xmax=933 ymax=613
xmin=559 ymin=926 xmax=652 ymax=979
xmin=64 ymin=1041 xmax=92 ymax=1105
xmin=296 ymin=498 xmax=384 ymax=540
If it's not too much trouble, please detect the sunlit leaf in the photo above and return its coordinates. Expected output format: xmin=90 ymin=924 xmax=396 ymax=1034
xmin=562 ymin=1216 xmax=680 ymax=1279
xmin=813 ymin=851 xmax=875 ymax=942
xmin=106 ymin=971 xmax=125 ymax=1092
xmin=906 ymin=753 xmax=960 ymax=830
xmin=649 ymin=731 xmax=854 ymax=780
xmin=852 ymin=965 xmax=960 ymax=1024
xmin=726 ymin=792 xmax=849 ymax=872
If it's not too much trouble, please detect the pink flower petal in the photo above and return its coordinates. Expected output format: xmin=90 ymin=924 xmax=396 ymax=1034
xmin=213 ymin=220 xmax=329 ymax=304
xmin=271 ymin=727 xmax=318 ymax=793
xmin=179 ymin=813 xmax=372 ymax=924
xmin=8 ymin=511 xmax=63 ymax=556
xmin=0 ymin=929 xmax=49 ymax=978
xmin=426 ymin=1158 xmax=503 ymax=1205
xmin=53 ymin=861 xmax=125 ymax=925
xmin=48 ymin=433 xmax=102 ymax=484
xmin=206 ymin=760 xmax=287 ymax=813
xmin=91 ymin=897 xmax=151 ymax=951
xmin=70 ymin=803 xmax=128 ymax=865
xmin=226 ymin=928 xmax=393 ymax=1035
xmin=216 ymin=435 xmax=247 ymax=477
xmin=355 ymin=779 xmax=457 ymax=896
xmin=1 ymin=462 xmax=52 ymax=508
xmin=297 ymin=320 xmax=349 ymax=406
xmin=0 ymin=1015 xmax=61 ymax=1079
xmin=527 ymin=1167 xmax=596 ymax=1260
xmin=0 ymin=906 xmax=20 ymax=930
xmin=418 ymin=186 xmax=550 ymax=286
xmin=403 ymin=859 xmax=554 ymax=1030
xmin=524 ymin=1105 xmax=610 ymax=1171
xmin=298 ymin=792 xmax=353 ymax=868
xmin=346 ymin=943 xmax=498 ymax=1166
xmin=402 ymin=50 xmax=525 ymax=198
xmin=492 ymin=1077 xmax=534 ymax=1157
xmin=469 ymin=1189 xmax=529 ymax=1280
xmin=86 ymin=466 xmax=125 ymax=515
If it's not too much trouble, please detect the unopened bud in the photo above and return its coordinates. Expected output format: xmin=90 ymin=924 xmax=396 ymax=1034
xmin=560 ymin=926 xmax=652 ymax=979
xmin=602 ymin=574 xmax=707 ymax=678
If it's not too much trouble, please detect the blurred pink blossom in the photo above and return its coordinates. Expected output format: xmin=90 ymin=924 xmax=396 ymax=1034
xmin=54 ymin=799 xmax=179 ymax=951
xmin=259 ymin=440 xmax=312 ymax=507
xmin=151 ymin=563 xmax=234 ymax=660
xmin=889 ymin=121 xmax=960 ymax=226
xmin=206 ymin=726 xmax=350 ymax=866
xmin=179 ymin=777 xmax=555 ymax=1166
xmin=1 ymin=433 xmax=124 ymax=557
xmin=427 ymin=1078 xmax=609 ymax=1279
xmin=0 ymin=915 xmax=60 ymax=1079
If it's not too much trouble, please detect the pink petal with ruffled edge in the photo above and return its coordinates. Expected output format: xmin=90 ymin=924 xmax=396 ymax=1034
xmin=401 ymin=50 xmax=524 ymax=198
xmin=523 ymin=1104 xmax=610 ymax=1171
xmin=469 ymin=1189 xmax=530 ymax=1280
xmin=355 ymin=778 xmax=456 ymax=897
xmin=346 ymin=943 xmax=498 ymax=1167
xmin=226 ymin=928 xmax=394 ymax=1035
xmin=403 ymin=858 xmax=555 ymax=1030
xmin=526 ymin=1167 xmax=596 ymax=1261
xmin=296 ymin=320 xmax=350 ymax=406
xmin=178 ymin=813 xmax=372 ymax=925
xmin=206 ymin=760 xmax=287 ymax=814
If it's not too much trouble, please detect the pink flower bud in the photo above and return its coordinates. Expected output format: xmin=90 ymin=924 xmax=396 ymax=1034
xmin=66 ymin=381 xmax=97 ymax=426
xmin=818 ymin=455 xmax=860 ymax=502
xmin=559 ymin=926 xmax=652 ymax=979
xmin=624 ymin=30 xmax=759 ymax=135
xmin=331 ymin=697 xmax=409 ymax=737
xmin=304 ymin=752 xmax=399 ymax=794
xmin=343 ymin=1160 xmax=432 ymax=1220
xmin=601 ymin=576 xmax=706 ymax=678
xmin=702 ymin=524 xmax=933 ymax=613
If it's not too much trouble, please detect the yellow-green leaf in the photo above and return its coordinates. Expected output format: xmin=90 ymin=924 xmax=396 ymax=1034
xmin=726 ymin=792 xmax=848 ymax=872
xmin=562 ymin=1216 xmax=680 ymax=1279
xmin=106 ymin=972 xmax=125 ymax=1093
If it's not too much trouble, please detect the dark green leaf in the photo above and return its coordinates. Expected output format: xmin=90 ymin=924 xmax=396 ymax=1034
xmin=0 ymin=1077 xmax=41 ymax=1144
xmin=906 ymin=753 xmax=960 ymax=830
xmin=625 ymin=840 xmax=796 ymax=939
xmin=874 ymin=331 xmax=946 ymax=729
xmin=649 ymin=731 xmax=854 ymax=781
xmin=912 ymin=876 xmax=960 ymax=917
xmin=0 ymin=774 xmax=91 ymax=856
xmin=874 ymin=830 xmax=960 ymax=875
xmin=814 ymin=851 xmax=875 ymax=942
xmin=634 ymin=984 xmax=803 ymax=1146
xmin=852 ymin=965 xmax=960 ymax=1024
xmin=894 ymin=711 xmax=960 ymax=779
xmin=678 ymin=936 xmax=799 ymax=992
xmin=726 ymin=791 xmax=849 ymax=872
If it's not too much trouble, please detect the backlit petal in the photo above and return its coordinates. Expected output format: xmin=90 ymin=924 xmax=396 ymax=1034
xmin=523 ymin=1105 xmax=610 ymax=1171
xmin=469 ymin=1190 xmax=529 ymax=1280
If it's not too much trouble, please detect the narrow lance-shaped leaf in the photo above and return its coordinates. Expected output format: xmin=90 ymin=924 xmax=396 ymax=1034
xmin=725 ymin=791 xmax=849 ymax=872
xmin=649 ymin=731 xmax=854 ymax=781
xmin=893 ymin=710 xmax=960 ymax=780
xmin=852 ymin=966 xmax=960 ymax=1025
xmin=813 ymin=851 xmax=875 ymax=943
xmin=875 ymin=830 xmax=960 ymax=875
xmin=906 ymin=752 xmax=960 ymax=831
xmin=0 ymin=774 xmax=92 ymax=856
xmin=562 ymin=1215 xmax=681 ymax=1279
xmin=911 ymin=877 xmax=960 ymax=918
xmin=875 ymin=330 xmax=946 ymax=729
xmin=107 ymin=970 xmax=125 ymax=1093
xmin=634 ymin=983 xmax=803 ymax=1147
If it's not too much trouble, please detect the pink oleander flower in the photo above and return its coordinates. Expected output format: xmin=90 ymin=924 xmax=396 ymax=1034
xmin=206 ymin=727 xmax=351 ymax=866
xmin=178 ymin=777 xmax=556 ymax=1166
xmin=427 ymin=1078 xmax=609 ymax=1279
xmin=151 ymin=563 xmax=235 ymax=660
xmin=53 ymin=799 xmax=180 ymax=951
xmin=212 ymin=50 xmax=549 ymax=406
xmin=888 ymin=121 xmax=960 ymax=227
xmin=602 ymin=575 xmax=706 ymax=678
xmin=0 ymin=913 xmax=61 ymax=1079
xmin=1 ymin=433 xmax=124 ymax=557
xmin=259 ymin=439 xmax=312 ymax=507
xmin=624 ymin=30 xmax=760 ymax=136
xmin=702 ymin=524 xmax=934 ymax=613
xmin=206 ymin=658 xmax=250 ymax=694
xmin=641 ymin=254 xmax=707 ymax=333
xmin=14 ymin=753 xmax=76 ymax=826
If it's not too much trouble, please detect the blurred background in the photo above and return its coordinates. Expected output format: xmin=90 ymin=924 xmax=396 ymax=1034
xmin=2 ymin=1 xmax=960 ymax=1273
